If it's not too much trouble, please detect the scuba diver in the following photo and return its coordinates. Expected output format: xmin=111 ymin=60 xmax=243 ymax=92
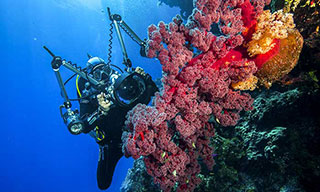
xmin=44 ymin=8 xmax=158 ymax=190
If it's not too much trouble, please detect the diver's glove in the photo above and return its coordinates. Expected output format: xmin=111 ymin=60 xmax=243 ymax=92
xmin=97 ymin=92 xmax=111 ymax=115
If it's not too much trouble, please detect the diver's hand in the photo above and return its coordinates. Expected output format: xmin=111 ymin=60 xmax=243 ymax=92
xmin=97 ymin=92 xmax=111 ymax=115
xmin=135 ymin=66 xmax=146 ymax=76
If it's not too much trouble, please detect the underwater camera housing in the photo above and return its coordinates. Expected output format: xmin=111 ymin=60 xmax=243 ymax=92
xmin=85 ymin=62 xmax=148 ymax=108
xmin=112 ymin=71 xmax=147 ymax=108
xmin=84 ymin=57 xmax=148 ymax=108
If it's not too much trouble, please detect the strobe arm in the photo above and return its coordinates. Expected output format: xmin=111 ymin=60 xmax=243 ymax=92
xmin=44 ymin=46 xmax=100 ymax=87
xmin=43 ymin=46 xmax=72 ymax=104
xmin=43 ymin=46 xmax=90 ymax=135
xmin=107 ymin=8 xmax=147 ymax=69
xmin=118 ymin=19 xmax=148 ymax=57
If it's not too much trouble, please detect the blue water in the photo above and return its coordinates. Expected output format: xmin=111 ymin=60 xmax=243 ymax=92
xmin=0 ymin=0 xmax=179 ymax=191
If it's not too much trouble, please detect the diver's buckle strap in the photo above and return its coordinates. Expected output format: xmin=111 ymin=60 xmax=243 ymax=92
xmin=96 ymin=126 xmax=105 ymax=142
xmin=89 ymin=126 xmax=106 ymax=143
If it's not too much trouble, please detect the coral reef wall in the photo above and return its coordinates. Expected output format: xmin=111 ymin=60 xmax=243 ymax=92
xmin=120 ymin=0 xmax=320 ymax=191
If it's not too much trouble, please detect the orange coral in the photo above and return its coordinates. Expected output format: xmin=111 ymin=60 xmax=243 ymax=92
xmin=231 ymin=75 xmax=258 ymax=91
xmin=246 ymin=10 xmax=295 ymax=57
xmin=255 ymin=29 xmax=304 ymax=88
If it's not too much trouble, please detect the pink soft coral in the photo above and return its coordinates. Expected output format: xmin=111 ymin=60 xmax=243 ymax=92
xmin=122 ymin=0 xmax=271 ymax=191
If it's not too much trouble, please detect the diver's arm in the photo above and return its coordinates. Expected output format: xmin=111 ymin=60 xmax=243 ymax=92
xmin=80 ymin=109 xmax=101 ymax=133
xmin=77 ymin=78 xmax=111 ymax=133
xmin=79 ymin=95 xmax=111 ymax=134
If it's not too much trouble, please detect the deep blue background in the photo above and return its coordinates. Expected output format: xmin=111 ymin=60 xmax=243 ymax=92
xmin=0 ymin=0 xmax=179 ymax=191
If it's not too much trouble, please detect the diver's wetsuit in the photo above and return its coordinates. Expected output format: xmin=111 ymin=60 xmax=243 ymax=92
xmin=77 ymin=71 xmax=158 ymax=190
